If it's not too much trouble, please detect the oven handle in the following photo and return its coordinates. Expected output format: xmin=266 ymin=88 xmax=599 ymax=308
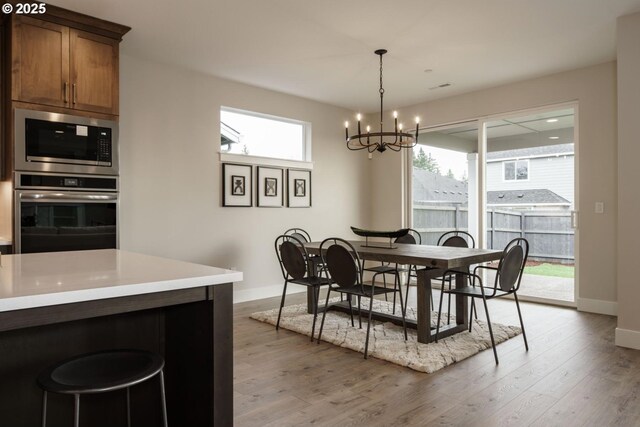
xmin=19 ymin=192 xmax=118 ymax=202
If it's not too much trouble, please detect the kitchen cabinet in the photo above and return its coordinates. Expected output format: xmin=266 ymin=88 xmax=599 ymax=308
xmin=69 ymin=29 xmax=119 ymax=115
xmin=8 ymin=11 xmax=128 ymax=116
xmin=10 ymin=17 xmax=69 ymax=108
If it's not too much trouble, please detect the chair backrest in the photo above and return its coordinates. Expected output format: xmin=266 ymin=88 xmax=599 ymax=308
xmin=319 ymin=238 xmax=363 ymax=290
xmin=283 ymin=228 xmax=311 ymax=243
xmin=438 ymin=230 xmax=475 ymax=248
xmin=495 ymin=238 xmax=529 ymax=292
xmin=395 ymin=228 xmax=422 ymax=245
xmin=274 ymin=234 xmax=310 ymax=280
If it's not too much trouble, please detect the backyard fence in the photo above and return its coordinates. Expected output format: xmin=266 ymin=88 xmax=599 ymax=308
xmin=413 ymin=205 xmax=574 ymax=263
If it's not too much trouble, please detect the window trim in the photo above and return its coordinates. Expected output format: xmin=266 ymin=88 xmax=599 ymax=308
xmin=220 ymin=106 xmax=312 ymax=165
xmin=218 ymin=152 xmax=313 ymax=170
xmin=502 ymin=159 xmax=529 ymax=182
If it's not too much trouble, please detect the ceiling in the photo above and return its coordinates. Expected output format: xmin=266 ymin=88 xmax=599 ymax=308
xmin=51 ymin=0 xmax=640 ymax=112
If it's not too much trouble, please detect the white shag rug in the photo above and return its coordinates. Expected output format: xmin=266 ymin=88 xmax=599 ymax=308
xmin=250 ymin=298 xmax=522 ymax=373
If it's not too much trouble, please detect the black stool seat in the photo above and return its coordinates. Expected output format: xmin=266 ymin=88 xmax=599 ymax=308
xmin=38 ymin=350 xmax=165 ymax=394
xmin=38 ymin=349 xmax=168 ymax=427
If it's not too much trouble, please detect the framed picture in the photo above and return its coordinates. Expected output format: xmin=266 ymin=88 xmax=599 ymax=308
xmin=287 ymin=169 xmax=311 ymax=207
xmin=257 ymin=166 xmax=284 ymax=207
xmin=222 ymin=163 xmax=252 ymax=207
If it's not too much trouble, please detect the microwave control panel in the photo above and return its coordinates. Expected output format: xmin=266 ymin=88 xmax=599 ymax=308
xmin=97 ymin=129 xmax=112 ymax=166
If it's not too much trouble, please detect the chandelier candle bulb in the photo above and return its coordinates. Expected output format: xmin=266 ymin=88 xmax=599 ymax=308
xmin=357 ymin=114 xmax=362 ymax=135
xmin=345 ymin=121 xmax=349 ymax=140
xmin=394 ymin=111 xmax=398 ymax=132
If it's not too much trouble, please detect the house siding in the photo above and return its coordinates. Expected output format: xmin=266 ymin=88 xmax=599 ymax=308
xmin=487 ymin=155 xmax=574 ymax=205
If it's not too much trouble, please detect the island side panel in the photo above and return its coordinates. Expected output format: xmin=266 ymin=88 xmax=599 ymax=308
xmin=212 ymin=283 xmax=233 ymax=426
xmin=164 ymin=283 xmax=233 ymax=427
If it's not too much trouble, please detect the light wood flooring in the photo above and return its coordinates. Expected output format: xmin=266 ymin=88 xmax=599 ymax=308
xmin=233 ymin=288 xmax=640 ymax=426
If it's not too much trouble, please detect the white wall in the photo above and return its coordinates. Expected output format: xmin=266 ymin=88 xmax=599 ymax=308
xmin=370 ymin=62 xmax=617 ymax=315
xmin=118 ymin=54 xmax=370 ymax=302
xmin=616 ymin=12 xmax=640 ymax=349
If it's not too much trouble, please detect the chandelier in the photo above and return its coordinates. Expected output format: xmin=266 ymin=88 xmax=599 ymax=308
xmin=345 ymin=49 xmax=420 ymax=153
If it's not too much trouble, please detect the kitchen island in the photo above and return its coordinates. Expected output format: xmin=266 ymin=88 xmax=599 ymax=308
xmin=0 ymin=249 xmax=241 ymax=427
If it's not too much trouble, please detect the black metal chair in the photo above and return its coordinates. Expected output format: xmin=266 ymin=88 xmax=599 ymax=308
xmin=275 ymin=234 xmax=333 ymax=341
xmin=283 ymin=228 xmax=326 ymax=277
xmin=363 ymin=228 xmax=422 ymax=314
xmin=437 ymin=230 xmax=477 ymax=324
xmin=316 ymin=238 xmax=407 ymax=359
xmin=37 ymin=349 xmax=168 ymax=427
xmin=435 ymin=237 xmax=529 ymax=364
xmin=283 ymin=227 xmax=312 ymax=243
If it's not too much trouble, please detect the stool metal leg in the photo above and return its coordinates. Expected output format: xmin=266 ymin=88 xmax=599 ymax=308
xmin=159 ymin=370 xmax=168 ymax=427
xmin=73 ymin=394 xmax=80 ymax=427
xmin=41 ymin=390 xmax=48 ymax=427
xmin=126 ymin=387 xmax=131 ymax=427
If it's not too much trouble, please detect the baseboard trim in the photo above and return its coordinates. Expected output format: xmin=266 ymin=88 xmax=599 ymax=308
xmin=615 ymin=328 xmax=640 ymax=349
xmin=577 ymin=297 xmax=618 ymax=316
xmin=233 ymin=284 xmax=305 ymax=304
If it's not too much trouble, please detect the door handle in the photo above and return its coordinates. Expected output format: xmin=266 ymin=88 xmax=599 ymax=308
xmin=72 ymin=83 xmax=77 ymax=104
xmin=63 ymin=82 xmax=69 ymax=103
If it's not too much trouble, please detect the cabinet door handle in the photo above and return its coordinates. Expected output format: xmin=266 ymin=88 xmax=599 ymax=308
xmin=72 ymin=83 xmax=77 ymax=104
xmin=63 ymin=82 xmax=69 ymax=103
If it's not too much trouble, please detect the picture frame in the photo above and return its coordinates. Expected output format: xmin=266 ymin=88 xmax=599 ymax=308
xmin=287 ymin=169 xmax=311 ymax=207
xmin=222 ymin=163 xmax=252 ymax=207
xmin=257 ymin=166 xmax=284 ymax=207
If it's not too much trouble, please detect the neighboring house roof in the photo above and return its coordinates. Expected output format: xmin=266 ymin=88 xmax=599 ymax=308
xmin=488 ymin=189 xmax=570 ymax=205
xmin=220 ymin=121 xmax=241 ymax=147
xmin=412 ymin=169 xmax=468 ymax=203
xmin=487 ymin=143 xmax=573 ymax=161
xmin=413 ymin=169 xmax=570 ymax=206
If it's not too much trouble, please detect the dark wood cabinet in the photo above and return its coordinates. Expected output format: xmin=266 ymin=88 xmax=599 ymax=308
xmin=6 ymin=8 xmax=129 ymax=117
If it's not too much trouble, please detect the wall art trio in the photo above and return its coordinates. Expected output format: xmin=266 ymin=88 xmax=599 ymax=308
xmin=222 ymin=163 xmax=311 ymax=208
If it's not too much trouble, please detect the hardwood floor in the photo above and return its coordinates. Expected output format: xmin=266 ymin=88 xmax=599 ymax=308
xmin=233 ymin=288 xmax=639 ymax=426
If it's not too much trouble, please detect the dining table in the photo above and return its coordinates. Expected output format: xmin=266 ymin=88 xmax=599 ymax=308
xmin=304 ymin=240 xmax=502 ymax=344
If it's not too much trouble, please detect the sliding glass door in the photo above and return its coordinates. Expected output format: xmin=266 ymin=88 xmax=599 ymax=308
xmin=408 ymin=104 xmax=577 ymax=305
xmin=484 ymin=107 xmax=575 ymax=303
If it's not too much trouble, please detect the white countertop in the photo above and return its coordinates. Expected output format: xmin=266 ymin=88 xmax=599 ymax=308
xmin=0 ymin=249 xmax=242 ymax=312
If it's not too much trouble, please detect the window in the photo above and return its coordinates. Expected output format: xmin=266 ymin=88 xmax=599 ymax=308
xmin=503 ymin=160 xmax=529 ymax=181
xmin=220 ymin=107 xmax=309 ymax=162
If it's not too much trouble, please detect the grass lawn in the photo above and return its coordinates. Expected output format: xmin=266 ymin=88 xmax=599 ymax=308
xmin=524 ymin=263 xmax=574 ymax=278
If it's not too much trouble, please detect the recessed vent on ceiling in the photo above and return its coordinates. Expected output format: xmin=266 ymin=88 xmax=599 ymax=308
xmin=429 ymin=83 xmax=452 ymax=90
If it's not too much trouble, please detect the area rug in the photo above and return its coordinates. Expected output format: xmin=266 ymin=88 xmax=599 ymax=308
xmin=250 ymin=298 xmax=522 ymax=373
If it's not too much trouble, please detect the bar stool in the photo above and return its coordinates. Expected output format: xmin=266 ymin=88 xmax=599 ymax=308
xmin=37 ymin=349 xmax=168 ymax=427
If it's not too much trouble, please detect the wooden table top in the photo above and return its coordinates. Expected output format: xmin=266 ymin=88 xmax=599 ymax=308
xmin=304 ymin=240 xmax=502 ymax=269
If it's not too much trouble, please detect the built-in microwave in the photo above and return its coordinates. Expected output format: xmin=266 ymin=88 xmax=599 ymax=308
xmin=14 ymin=109 xmax=118 ymax=176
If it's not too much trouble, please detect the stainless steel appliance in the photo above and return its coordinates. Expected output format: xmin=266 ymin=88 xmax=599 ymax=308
xmin=14 ymin=172 xmax=118 ymax=254
xmin=14 ymin=109 xmax=118 ymax=175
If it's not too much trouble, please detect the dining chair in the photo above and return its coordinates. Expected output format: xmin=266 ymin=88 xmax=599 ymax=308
xmin=274 ymin=234 xmax=333 ymax=341
xmin=316 ymin=238 xmax=407 ymax=359
xmin=283 ymin=227 xmax=326 ymax=277
xmin=283 ymin=227 xmax=312 ymax=243
xmin=437 ymin=230 xmax=477 ymax=324
xmin=363 ymin=228 xmax=422 ymax=314
xmin=435 ymin=237 xmax=529 ymax=364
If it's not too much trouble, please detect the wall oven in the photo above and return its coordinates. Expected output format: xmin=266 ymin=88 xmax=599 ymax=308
xmin=14 ymin=172 xmax=118 ymax=254
xmin=14 ymin=109 xmax=118 ymax=176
